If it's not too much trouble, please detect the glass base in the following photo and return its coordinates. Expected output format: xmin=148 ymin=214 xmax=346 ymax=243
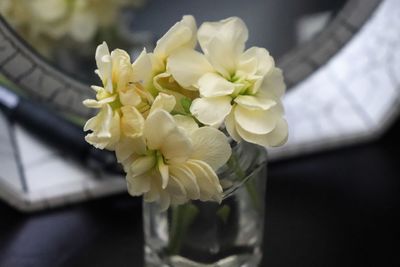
xmin=145 ymin=245 xmax=262 ymax=267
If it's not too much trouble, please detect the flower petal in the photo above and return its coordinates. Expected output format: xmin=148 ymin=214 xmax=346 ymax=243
xmin=263 ymin=117 xmax=289 ymax=147
xmin=144 ymin=109 xmax=177 ymax=150
xmin=144 ymin=110 xmax=192 ymax=162
xmin=236 ymin=117 xmax=288 ymax=147
xmin=121 ymin=106 xmax=145 ymax=138
xmin=149 ymin=93 xmax=176 ymax=115
xmin=95 ymin=42 xmax=112 ymax=93
xmin=225 ymin=111 xmax=242 ymax=142
xmin=115 ymin=136 xmax=146 ymax=163
xmin=259 ymin=68 xmax=286 ymax=98
xmin=169 ymin=165 xmax=200 ymax=199
xmin=119 ymin=88 xmax=142 ymax=107
xmin=111 ymin=49 xmax=133 ymax=91
xmin=234 ymin=104 xmax=277 ymax=135
xmin=154 ymin=15 xmax=197 ymax=60
xmin=237 ymin=47 xmax=274 ymax=77
xmin=167 ymin=48 xmax=213 ymax=89
xmin=186 ymin=160 xmax=222 ymax=202
xmin=83 ymin=94 xmax=116 ymax=108
xmin=84 ymin=105 xmax=120 ymax=150
xmin=234 ymin=95 xmax=276 ymax=111
xmin=126 ymin=173 xmax=150 ymax=196
xmin=161 ymin=126 xmax=192 ymax=164
xmin=190 ymin=96 xmax=232 ymax=127
xmin=198 ymin=73 xmax=236 ymax=97
xmin=157 ymin=157 xmax=169 ymax=189
xmin=132 ymin=48 xmax=152 ymax=85
xmin=198 ymin=17 xmax=248 ymax=77
xmin=144 ymin=171 xmax=163 ymax=202
xmin=159 ymin=191 xmax=171 ymax=211
xmin=174 ymin=115 xmax=199 ymax=134
xmin=130 ymin=155 xmax=156 ymax=177
xmin=167 ymin=175 xmax=187 ymax=201
xmin=144 ymin=178 xmax=161 ymax=202
xmin=191 ymin=127 xmax=231 ymax=170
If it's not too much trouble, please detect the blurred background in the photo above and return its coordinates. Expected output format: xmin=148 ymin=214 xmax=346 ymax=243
xmin=1 ymin=0 xmax=400 ymax=266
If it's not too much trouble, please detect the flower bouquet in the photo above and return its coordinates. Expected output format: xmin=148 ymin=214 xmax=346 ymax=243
xmin=84 ymin=15 xmax=287 ymax=267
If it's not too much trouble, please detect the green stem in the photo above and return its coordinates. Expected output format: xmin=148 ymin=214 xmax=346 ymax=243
xmin=168 ymin=203 xmax=198 ymax=255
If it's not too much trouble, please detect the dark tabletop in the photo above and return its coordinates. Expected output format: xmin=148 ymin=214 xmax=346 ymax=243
xmin=1 ymin=118 xmax=400 ymax=267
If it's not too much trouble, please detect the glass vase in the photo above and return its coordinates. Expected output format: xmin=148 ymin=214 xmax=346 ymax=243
xmin=143 ymin=141 xmax=267 ymax=267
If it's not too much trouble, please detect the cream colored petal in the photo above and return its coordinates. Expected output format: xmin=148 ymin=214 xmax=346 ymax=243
xmin=198 ymin=73 xmax=236 ymax=97
xmin=237 ymin=47 xmax=274 ymax=77
xmin=191 ymin=127 xmax=231 ymax=170
xmin=144 ymin=109 xmax=176 ymax=150
xmin=198 ymin=17 xmax=248 ymax=77
xmin=121 ymin=106 xmax=145 ymax=138
xmin=90 ymin=85 xmax=103 ymax=93
xmin=259 ymin=68 xmax=286 ymax=98
xmin=190 ymin=96 xmax=232 ymax=127
xmin=173 ymin=115 xmax=199 ymax=134
xmin=115 ymin=136 xmax=146 ymax=163
xmin=225 ymin=111 xmax=242 ymax=142
xmin=119 ymin=89 xmax=142 ymax=107
xmin=84 ymin=105 xmax=120 ymax=150
xmin=234 ymin=104 xmax=277 ymax=135
xmin=83 ymin=94 xmax=116 ymax=108
xmin=153 ymin=72 xmax=172 ymax=92
xmin=95 ymin=42 xmax=113 ymax=93
xmin=159 ymin=191 xmax=171 ymax=211
xmin=157 ymin=157 xmax=169 ymax=189
xmin=263 ymin=117 xmax=289 ymax=147
xmin=144 ymin=171 xmax=163 ymax=202
xmin=167 ymin=175 xmax=187 ymax=200
xmin=169 ymin=165 xmax=200 ymax=199
xmin=111 ymin=49 xmax=133 ymax=91
xmin=130 ymin=155 xmax=156 ymax=177
xmin=148 ymin=53 xmax=165 ymax=75
xmin=186 ymin=160 xmax=223 ymax=202
xmin=236 ymin=117 xmax=288 ymax=147
xmin=149 ymin=93 xmax=176 ymax=115
xmin=234 ymin=95 xmax=276 ymax=111
xmin=144 ymin=181 xmax=160 ymax=202
xmin=154 ymin=15 xmax=197 ymax=60
xmin=167 ymin=48 xmax=213 ymax=89
xmin=126 ymin=173 xmax=150 ymax=196
xmin=132 ymin=48 xmax=152 ymax=85
xmin=161 ymin=126 xmax=193 ymax=164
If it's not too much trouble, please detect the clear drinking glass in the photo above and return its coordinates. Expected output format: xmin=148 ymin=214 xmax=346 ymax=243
xmin=143 ymin=141 xmax=267 ymax=267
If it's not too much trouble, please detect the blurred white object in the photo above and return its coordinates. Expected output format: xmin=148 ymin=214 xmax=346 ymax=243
xmin=270 ymin=0 xmax=400 ymax=160
xmin=0 ymin=111 xmax=126 ymax=212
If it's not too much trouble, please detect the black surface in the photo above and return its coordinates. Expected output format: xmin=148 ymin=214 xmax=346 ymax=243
xmin=1 ymin=119 xmax=400 ymax=267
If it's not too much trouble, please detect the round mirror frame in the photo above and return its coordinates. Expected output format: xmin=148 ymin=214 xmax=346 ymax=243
xmin=0 ymin=0 xmax=382 ymax=120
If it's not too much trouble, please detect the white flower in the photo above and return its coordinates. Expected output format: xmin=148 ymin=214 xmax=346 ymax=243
xmin=151 ymin=15 xmax=198 ymax=72
xmin=167 ymin=17 xmax=288 ymax=147
xmin=147 ymin=15 xmax=200 ymax=113
xmin=122 ymin=109 xmax=231 ymax=210
xmin=84 ymin=42 xmax=152 ymax=150
xmin=2 ymin=0 xmax=147 ymax=56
